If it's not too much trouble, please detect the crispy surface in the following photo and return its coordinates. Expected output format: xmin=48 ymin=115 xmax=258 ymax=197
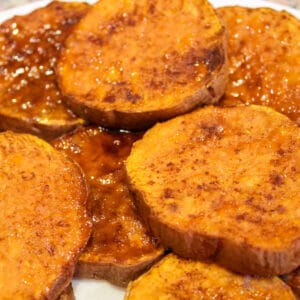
xmin=126 ymin=105 xmax=300 ymax=276
xmin=285 ymin=269 xmax=300 ymax=298
xmin=57 ymin=0 xmax=227 ymax=129
xmin=125 ymin=254 xmax=296 ymax=300
xmin=217 ymin=7 xmax=300 ymax=124
xmin=0 ymin=1 xmax=90 ymax=139
xmin=0 ymin=132 xmax=91 ymax=299
xmin=52 ymin=127 xmax=163 ymax=286
xmin=57 ymin=284 xmax=75 ymax=300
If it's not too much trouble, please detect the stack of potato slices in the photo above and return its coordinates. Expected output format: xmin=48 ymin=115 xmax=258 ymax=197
xmin=0 ymin=0 xmax=300 ymax=299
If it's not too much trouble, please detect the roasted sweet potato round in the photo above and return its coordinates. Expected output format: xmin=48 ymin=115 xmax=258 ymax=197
xmin=0 ymin=1 xmax=90 ymax=140
xmin=126 ymin=105 xmax=300 ymax=276
xmin=57 ymin=0 xmax=227 ymax=130
xmin=53 ymin=127 xmax=163 ymax=286
xmin=217 ymin=7 xmax=300 ymax=124
xmin=0 ymin=131 xmax=91 ymax=299
xmin=125 ymin=254 xmax=296 ymax=300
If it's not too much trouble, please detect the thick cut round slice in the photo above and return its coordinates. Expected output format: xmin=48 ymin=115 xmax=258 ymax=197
xmin=0 ymin=1 xmax=90 ymax=140
xmin=57 ymin=0 xmax=227 ymax=130
xmin=125 ymin=254 xmax=296 ymax=300
xmin=217 ymin=7 xmax=300 ymax=124
xmin=126 ymin=105 xmax=300 ymax=276
xmin=52 ymin=127 xmax=164 ymax=286
xmin=0 ymin=131 xmax=91 ymax=299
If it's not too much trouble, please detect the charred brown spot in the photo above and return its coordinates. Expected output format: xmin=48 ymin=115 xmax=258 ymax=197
xmin=200 ymin=123 xmax=224 ymax=139
xmin=148 ymin=3 xmax=156 ymax=14
xmin=245 ymin=197 xmax=253 ymax=205
xmin=203 ymin=47 xmax=224 ymax=72
xmin=88 ymin=35 xmax=104 ymax=46
xmin=126 ymin=90 xmax=141 ymax=103
xmin=276 ymin=205 xmax=286 ymax=214
xmin=21 ymin=171 xmax=35 ymax=181
xmin=164 ymin=188 xmax=174 ymax=199
xmin=265 ymin=194 xmax=273 ymax=201
xmin=103 ymin=95 xmax=116 ymax=103
xmin=236 ymin=213 xmax=247 ymax=221
xmin=269 ymin=173 xmax=284 ymax=186
xmin=168 ymin=203 xmax=178 ymax=212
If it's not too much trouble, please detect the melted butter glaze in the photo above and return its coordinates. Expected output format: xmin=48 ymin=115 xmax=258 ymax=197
xmin=52 ymin=127 xmax=160 ymax=263
xmin=218 ymin=7 xmax=300 ymax=123
xmin=0 ymin=1 xmax=89 ymax=123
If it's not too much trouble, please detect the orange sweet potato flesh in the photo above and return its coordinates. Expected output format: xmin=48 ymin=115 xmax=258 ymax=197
xmin=52 ymin=127 xmax=163 ymax=286
xmin=126 ymin=105 xmax=300 ymax=276
xmin=57 ymin=0 xmax=228 ymax=130
xmin=0 ymin=1 xmax=90 ymax=140
xmin=0 ymin=131 xmax=91 ymax=299
xmin=217 ymin=7 xmax=300 ymax=124
xmin=125 ymin=254 xmax=296 ymax=300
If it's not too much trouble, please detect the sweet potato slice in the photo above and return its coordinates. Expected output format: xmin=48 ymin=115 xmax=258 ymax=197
xmin=0 ymin=131 xmax=91 ymax=299
xmin=0 ymin=1 xmax=90 ymax=140
xmin=126 ymin=105 xmax=300 ymax=276
xmin=125 ymin=254 xmax=296 ymax=300
xmin=217 ymin=7 xmax=300 ymax=124
xmin=52 ymin=127 xmax=164 ymax=287
xmin=57 ymin=0 xmax=227 ymax=130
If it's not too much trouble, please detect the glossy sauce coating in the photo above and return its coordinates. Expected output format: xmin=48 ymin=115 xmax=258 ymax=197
xmin=217 ymin=7 xmax=300 ymax=123
xmin=0 ymin=2 xmax=89 ymax=130
xmin=52 ymin=127 xmax=160 ymax=264
xmin=58 ymin=0 xmax=226 ymax=128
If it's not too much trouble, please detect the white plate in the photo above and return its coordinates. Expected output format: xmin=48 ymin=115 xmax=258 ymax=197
xmin=0 ymin=1 xmax=299 ymax=299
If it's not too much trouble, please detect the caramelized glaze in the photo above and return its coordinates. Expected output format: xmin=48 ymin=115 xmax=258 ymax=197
xmin=57 ymin=0 xmax=227 ymax=129
xmin=0 ymin=2 xmax=89 ymax=132
xmin=52 ymin=127 xmax=160 ymax=264
xmin=217 ymin=7 xmax=300 ymax=123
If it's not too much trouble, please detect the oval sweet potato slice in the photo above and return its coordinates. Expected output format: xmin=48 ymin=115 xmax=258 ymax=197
xmin=125 ymin=254 xmax=296 ymax=300
xmin=52 ymin=127 xmax=164 ymax=287
xmin=57 ymin=0 xmax=227 ymax=130
xmin=126 ymin=105 xmax=300 ymax=276
xmin=0 ymin=1 xmax=90 ymax=140
xmin=0 ymin=131 xmax=91 ymax=299
xmin=217 ymin=7 xmax=300 ymax=124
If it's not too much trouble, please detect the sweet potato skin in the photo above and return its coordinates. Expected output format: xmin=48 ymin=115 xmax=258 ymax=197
xmin=0 ymin=1 xmax=89 ymax=139
xmin=125 ymin=254 xmax=296 ymax=300
xmin=58 ymin=0 xmax=228 ymax=130
xmin=0 ymin=132 xmax=91 ymax=299
xmin=57 ymin=284 xmax=75 ymax=300
xmin=126 ymin=105 xmax=300 ymax=276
